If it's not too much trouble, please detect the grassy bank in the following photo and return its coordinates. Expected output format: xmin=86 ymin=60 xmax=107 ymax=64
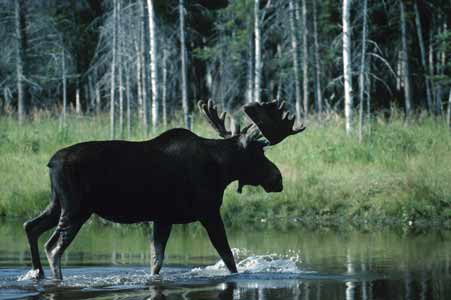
xmin=1 ymin=113 xmax=450 ymax=227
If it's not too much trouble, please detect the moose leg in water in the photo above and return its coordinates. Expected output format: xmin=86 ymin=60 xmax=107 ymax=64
xmin=46 ymin=215 xmax=89 ymax=280
xmin=23 ymin=202 xmax=60 ymax=279
xmin=201 ymin=213 xmax=238 ymax=273
xmin=151 ymin=222 xmax=172 ymax=275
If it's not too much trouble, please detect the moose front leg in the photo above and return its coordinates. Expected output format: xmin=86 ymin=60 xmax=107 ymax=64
xmin=150 ymin=222 xmax=172 ymax=275
xmin=201 ymin=214 xmax=238 ymax=273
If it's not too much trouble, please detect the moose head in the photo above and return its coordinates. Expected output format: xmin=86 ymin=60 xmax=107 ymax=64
xmin=198 ymin=100 xmax=306 ymax=194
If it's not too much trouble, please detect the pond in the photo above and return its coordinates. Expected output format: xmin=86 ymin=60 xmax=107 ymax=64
xmin=0 ymin=219 xmax=450 ymax=300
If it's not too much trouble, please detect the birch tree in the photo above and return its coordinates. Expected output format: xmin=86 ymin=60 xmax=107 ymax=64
xmin=447 ymin=88 xmax=451 ymax=128
xmin=61 ymin=48 xmax=67 ymax=126
xmin=118 ymin=1 xmax=124 ymax=138
xmin=141 ymin=0 xmax=149 ymax=134
xmin=179 ymin=0 xmax=190 ymax=129
xmin=246 ymin=24 xmax=254 ymax=104
xmin=110 ymin=0 xmax=118 ymax=139
xmin=358 ymin=0 xmax=368 ymax=142
xmin=254 ymin=0 xmax=262 ymax=103
xmin=400 ymin=0 xmax=412 ymax=120
xmin=134 ymin=13 xmax=144 ymax=128
xmin=413 ymin=0 xmax=432 ymax=112
xmin=342 ymin=0 xmax=353 ymax=134
xmin=289 ymin=0 xmax=302 ymax=120
xmin=147 ymin=0 xmax=159 ymax=129
xmin=15 ymin=0 xmax=28 ymax=125
xmin=301 ymin=0 xmax=309 ymax=117
xmin=313 ymin=0 xmax=322 ymax=117
xmin=162 ymin=47 xmax=168 ymax=127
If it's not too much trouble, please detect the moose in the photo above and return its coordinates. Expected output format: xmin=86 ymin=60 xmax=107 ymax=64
xmin=23 ymin=100 xmax=305 ymax=280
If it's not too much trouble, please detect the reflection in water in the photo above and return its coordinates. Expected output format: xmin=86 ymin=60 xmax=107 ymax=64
xmin=0 ymin=220 xmax=450 ymax=300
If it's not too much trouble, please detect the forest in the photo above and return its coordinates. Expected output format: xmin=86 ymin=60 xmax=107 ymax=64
xmin=0 ymin=0 xmax=450 ymax=226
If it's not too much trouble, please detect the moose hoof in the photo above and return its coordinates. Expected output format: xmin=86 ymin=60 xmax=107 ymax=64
xmin=18 ymin=269 xmax=44 ymax=281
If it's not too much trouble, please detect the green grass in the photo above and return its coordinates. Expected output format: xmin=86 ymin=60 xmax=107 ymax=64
xmin=1 ymin=113 xmax=450 ymax=227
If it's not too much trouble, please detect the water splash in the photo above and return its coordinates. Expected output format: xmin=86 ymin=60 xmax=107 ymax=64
xmin=190 ymin=248 xmax=303 ymax=277
xmin=14 ymin=249 xmax=304 ymax=289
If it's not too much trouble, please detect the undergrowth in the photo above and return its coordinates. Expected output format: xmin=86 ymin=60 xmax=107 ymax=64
xmin=0 ymin=113 xmax=450 ymax=227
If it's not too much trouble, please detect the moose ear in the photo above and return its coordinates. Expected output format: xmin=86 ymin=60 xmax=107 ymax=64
xmin=239 ymin=124 xmax=270 ymax=149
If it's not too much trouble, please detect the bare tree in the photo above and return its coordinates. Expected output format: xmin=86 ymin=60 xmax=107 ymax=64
xmin=447 ymin=88 xmax=451 ymax=128
xmin=343 ymin=0 xmax=353 ymax=134
xmin=110 ymin=0 xmax=118 ymax=139
xmin=254 ymin=0 xmax=262 ymax=103
xmin=134 ymin=11 xmax=144 ymax=129
xmin=246 ymin=23 xmax=254 ymax=104
xmin=118 ymin=1 xmax=124 ymax=138
xmin=147 ymin=0 xmax=159 ymax=129
xmin=61 ymin=48 xmax=67 ymax=126
xmin=162 ymin=46 xmax=168 ymax=127
xmin=141 ymin=0 xmax=149 ymax=134
xmin=15 ymin=0 xmax=28 ymax=124
xmin=413 ymin=0 xmax=432 ymax=112
xmin=400 ymin=0 xmax=412 ymax=120
xmin=312 ymin=0 xmax=322 ymax=117
xmin=301 ymin=0 xmax=309 ymax=117
xmin=289 ymin=0 xmax=302 ymax=120
xmin=358 ymin=0 xmax=368 ymax=142
xmin=179 ymin=0 xmax=190 ymax=129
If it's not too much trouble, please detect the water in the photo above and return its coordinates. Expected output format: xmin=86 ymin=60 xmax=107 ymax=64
xmin=0 ymin=220 xmax=450 ymax=299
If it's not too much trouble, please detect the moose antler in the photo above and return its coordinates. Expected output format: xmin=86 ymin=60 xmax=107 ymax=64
xmin=243 ymin=100 xmax=305 ymax=145
xmin=198 ymin=100 xmax=232 ymax=138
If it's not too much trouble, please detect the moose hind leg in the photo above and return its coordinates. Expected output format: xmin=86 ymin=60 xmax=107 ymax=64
xmin=23 ymin=202 xmax=60 ymax=279
xmin=46 ymin=215 xmax=88 ymax=280
xmin=150 ymin=222 xmax=172 ymax=275
xmin=200 ymin=214 xmax=237 ymax=273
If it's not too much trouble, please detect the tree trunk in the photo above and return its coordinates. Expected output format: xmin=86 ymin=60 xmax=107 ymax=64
xmin=3 ymin=88 xmax=11 ymax=113
xmin=95 ymin=67 xmax=101 ymax=115
xmin=162 ymin=47 xmax=168 ymax=127
xmin=436 ymin=19 xmax=447 ymax=115
xmin=313 ymin=0 xmax=322 ymax=117
xmin=147 ymin=0 xmax=159 ymax=130
xmin=246 ymin=27 xmax=254 ymax=103
xmin=140 ymin=0 xmax=149 ymax=135
xmin=15 ymin=0 xmax=28 ymax=125
xmin=275 ymin=44 xmax=283 ymax=102
xmin=414 ymin=0 xmax=432 ymax=113
xmin=301 ymin=0 xmax=309 ymax=117
xmin=61 ymin=48 xmax=67 ymax=126
xmin=135 ymin=35 xmax=143 ymax=126
xmin=126 ymin=69 xmax=131 ymax=137
xmin=289 ymin=0 xmax=302 ymax=121
xmin=366 ymin=57 xmax=372 ymax=128
xmin=396 ymin=50 xmax=403 ymax=91
xmin=88 ymin=75 xmax=95 ymax=112
xmin=447 ymin=88 xmax=451 ymax=128
xmin=428 ymin=29 xmax=436 ymax=112
xmin=75 ymin=81 xmax=81 ymax=114
xmin=179 ymin=0 xmax=191 ymax=129
xmin=118 ymin=1 xmax=124 ymax=138
xmin=358 ymin=0 xmax=368 ymax=143
xmin=118 ymin=62 xmax=124 ymax=138
xmin=254 ymin=0 xmax=262 ymax=103
xmin=342 ymin=0 xmax=353 ymax=134
xmin=110 ymin=0 xmax=118 ymax=139
xmin=400 ymin=0 xmax=413 ymax=120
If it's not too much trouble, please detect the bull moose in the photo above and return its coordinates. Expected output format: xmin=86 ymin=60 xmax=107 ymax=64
xmin=23 ymin=100 xmax=305 ymax=280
